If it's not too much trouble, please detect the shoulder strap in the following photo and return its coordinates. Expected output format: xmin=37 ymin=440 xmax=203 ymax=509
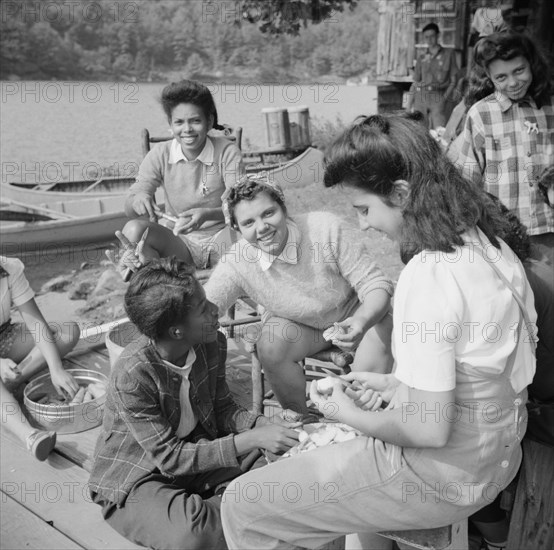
xmin=472 ymin=243 xmax=537 ymax=353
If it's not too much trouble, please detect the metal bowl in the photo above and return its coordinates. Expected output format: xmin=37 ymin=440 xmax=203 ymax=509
xmin=23 ymin=368 xmax=109 ymax=434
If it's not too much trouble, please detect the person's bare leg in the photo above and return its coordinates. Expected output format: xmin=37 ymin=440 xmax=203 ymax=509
xmin=7 ymin=321 xmax=80 ymax=384
xmin=0 ymin=380 xmax=35 ymax=442
xmin=121 ymin=219 xmax=195 ymax=265
xmin=257 ymin=317 xmax=330 ymax=415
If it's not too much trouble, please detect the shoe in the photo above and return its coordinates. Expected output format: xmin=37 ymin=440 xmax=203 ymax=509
xmin=26 ymin=429 xmax=57 ymax=461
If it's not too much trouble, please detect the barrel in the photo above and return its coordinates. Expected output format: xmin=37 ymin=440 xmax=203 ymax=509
xmin=105 ymin=321 xmax=140 ymax=368
xmin=287 ymin=106 xmax=311 ymax=148
xmin=261 ymin=107 xmax=291 ymax=150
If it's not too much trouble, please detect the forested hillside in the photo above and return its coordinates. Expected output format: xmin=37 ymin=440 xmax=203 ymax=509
xmin=1 ymin=0 xmax=379 ymax=82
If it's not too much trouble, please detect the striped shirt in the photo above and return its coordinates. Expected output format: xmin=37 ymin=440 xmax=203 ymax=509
xmin=457 ymin=92 xmax=554 ymax=236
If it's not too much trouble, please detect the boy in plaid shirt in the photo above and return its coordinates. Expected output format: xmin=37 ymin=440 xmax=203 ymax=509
xmin=457 ymin=33 xmax=554 ymax=265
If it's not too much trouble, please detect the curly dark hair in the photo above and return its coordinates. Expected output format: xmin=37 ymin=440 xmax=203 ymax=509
xmin=226 ymin=179 xmax=287 ymax=230
xmin=471 ymin=32 xmax=551 ymax=107
xmin=323 ymin=114 xmax=511 ymax=264
xmin=485 ymin=193 xmax=531 ymax=261
xmin=464 ymin=63 xmax=493 ymax=108
xmin=124 ymin=257 xmax=198 ymax=340
xmin=160 ymin=79 xmax=223 ymax=130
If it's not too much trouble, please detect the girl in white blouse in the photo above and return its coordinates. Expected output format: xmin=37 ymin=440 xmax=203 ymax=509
xmin=220 ymin=114 xmax=537 ymax=550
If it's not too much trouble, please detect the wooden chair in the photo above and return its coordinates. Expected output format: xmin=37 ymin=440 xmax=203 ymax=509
xmin=241 ymin=322 xmax=354 ymax=416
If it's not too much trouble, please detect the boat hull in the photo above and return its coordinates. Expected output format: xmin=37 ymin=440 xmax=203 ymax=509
xmin=246 ymin=147 xmax=324 ymax=188
xmin=0 ymin=211 xmax=127 ymax=255
xmin=1 ymin=177 xmax=135 ymax=208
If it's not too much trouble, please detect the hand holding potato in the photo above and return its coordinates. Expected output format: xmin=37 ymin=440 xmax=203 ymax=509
xmin=342 ymin=372 xmax=398 ymax=406
xmin=130 ymin=192 xmax=161 ymax=222
xmin=331 ymin=316 xmax=367 ymax=352
xmin=309 ymin=380 xmax=357 ymax=422
xmin=251 ymin=423 xmax=300 ymax=454
xmin=172 ymin=208 xmax=208 ymax=236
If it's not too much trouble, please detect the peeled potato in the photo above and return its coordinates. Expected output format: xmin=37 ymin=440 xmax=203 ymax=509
xmin=87 ymin=382 xmax=106 ymax=400
xmin=297 ymin=429 xmax=309 ymax=443
xmin=322 ymin=323 xmax=345 ymax=342
xmin=70 ymin=386 xmax=86 ymax=405
xmin=311 ymin=426 xmax=338 ymax=447
xmin=316 ymin=377 xmax=336 ymax=396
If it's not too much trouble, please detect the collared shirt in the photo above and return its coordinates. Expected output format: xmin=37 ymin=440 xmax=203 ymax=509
xmin=168 ymin=137 xmax=215 ymax=166
xmin=413 ymin=45 xmax=458 ymax=91
xmin=258 ymin=220 xmax=299 ymax=271
xmin=163 ymin=348 xmax=198 ymax=439
xmin=457 ymin=92 xmax=554 ymax=236
xmin=129 ymin=136 xmax=243 ymax=232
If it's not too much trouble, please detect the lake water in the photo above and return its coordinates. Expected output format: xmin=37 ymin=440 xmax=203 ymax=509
xmin=1 ymin=81 xmax=378 ymax=184
xmin=1 ymin=81 xmax=392 ymax=284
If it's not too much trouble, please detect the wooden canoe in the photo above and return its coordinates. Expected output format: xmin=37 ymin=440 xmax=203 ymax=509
xmin=244 ymin=146 xmax=325 ymax=189
xmin=1 ymin=176 xmax=135 ymax=208
xmin=0 ymin=197 xmax=128 ymax=254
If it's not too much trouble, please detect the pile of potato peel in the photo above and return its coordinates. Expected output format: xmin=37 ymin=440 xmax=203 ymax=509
xmin=284 ymin=423 xmax=360 ymax=457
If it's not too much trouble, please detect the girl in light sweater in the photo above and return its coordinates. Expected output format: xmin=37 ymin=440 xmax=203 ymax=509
xmin=118 ymin=79 xmax=243 ymax=271
xmin=204 ymin=176 xmax=394 ymax=415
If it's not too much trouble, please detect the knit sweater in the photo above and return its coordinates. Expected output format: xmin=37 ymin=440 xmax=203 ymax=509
xmin=129 ymin=136 xmax=243 ymax=233
xmin=205 ymin=212 xmax=394 ymax=330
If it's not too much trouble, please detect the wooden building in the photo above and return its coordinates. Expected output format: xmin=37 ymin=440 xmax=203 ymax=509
xmin=377 ymin=0 xmax=553 ymax=87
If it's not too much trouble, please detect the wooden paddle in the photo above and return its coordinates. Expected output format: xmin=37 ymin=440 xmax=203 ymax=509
xmin=82 ymin=178 xmax=104 ymax=193
xmin=79 ymin=317 xmax=130 ymax=340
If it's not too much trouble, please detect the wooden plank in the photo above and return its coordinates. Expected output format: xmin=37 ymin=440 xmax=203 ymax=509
xmin=0 ymin=429 xmax=142 ymax=549
xmin=1 ymin=492 xmax=83 ymax=549
xmin=506 ymin=439 xmax=554 ymax=550
xmin=55 ymin=427 xmax=101 ymax=473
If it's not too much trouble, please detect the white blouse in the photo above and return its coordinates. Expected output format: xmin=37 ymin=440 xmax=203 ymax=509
xmin=393 ymin=229 xmax=537 ymax=394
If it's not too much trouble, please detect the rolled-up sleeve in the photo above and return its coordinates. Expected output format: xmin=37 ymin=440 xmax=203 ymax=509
xmin=220 ymin=143 xmax=244 ymax=188
xmin=128 ymin=145 xmax=165 ymax=199
xmin=331 ymin=217 xmax=394 ymax=302
xmin=204 ymin=256 xmax=245 ymax=317
xmin=456 ymin=108 xmax=487 ymax=187
xmin=6 ymin=258 xmax=35 ymax=308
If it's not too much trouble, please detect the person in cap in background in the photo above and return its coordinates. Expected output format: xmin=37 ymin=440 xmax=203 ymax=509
xmin=406 ymin=22 xmax=459 ymax=129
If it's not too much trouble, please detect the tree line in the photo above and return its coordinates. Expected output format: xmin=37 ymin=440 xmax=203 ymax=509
xmin=0 ymin=0 xmax=379 ymax=82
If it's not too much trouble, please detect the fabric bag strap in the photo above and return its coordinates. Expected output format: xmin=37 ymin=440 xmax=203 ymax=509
xmin=472 ymin=243 xmax=537 ymax=353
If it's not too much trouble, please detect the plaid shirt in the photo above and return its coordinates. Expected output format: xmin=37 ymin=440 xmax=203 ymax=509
xmin=89 ymin=332 xmax=261 ymax=506
xmin=457 ymin=92 xmax=554 ymax=236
